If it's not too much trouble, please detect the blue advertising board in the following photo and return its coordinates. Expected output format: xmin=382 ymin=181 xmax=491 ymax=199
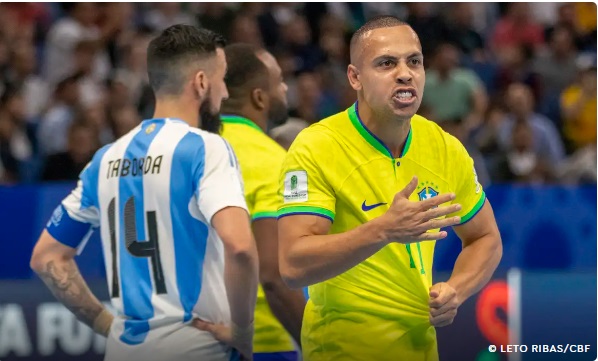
xmin=0 ymin=183 xmax=595 ymax=360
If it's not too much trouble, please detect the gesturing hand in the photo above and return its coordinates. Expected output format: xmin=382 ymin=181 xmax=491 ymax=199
xmin=429 ymin=282 xmax=460 ymax=327
xmin=379 ymin=176 xmax=462 ymax=244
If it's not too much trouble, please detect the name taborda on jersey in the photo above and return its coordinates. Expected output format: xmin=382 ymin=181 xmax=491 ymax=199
xmin=106 ymin=155 xmax=164 ymax=179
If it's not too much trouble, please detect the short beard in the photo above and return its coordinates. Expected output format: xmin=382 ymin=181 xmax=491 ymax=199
xmin=199 ymin=96 xmax=222 ymax=134
xmin=267 ymin=97 xmax=289 ymax=127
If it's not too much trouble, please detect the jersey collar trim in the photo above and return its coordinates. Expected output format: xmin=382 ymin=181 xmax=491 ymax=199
xmin=143 ymin=118 xmax=186 ymax=125
xmin=220 ymin=115 xmax=264 ymax=133
xmin=347 ymin=102 xmax=412 ymax=159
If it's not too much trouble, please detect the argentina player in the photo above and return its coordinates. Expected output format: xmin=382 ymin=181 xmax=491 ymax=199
xmin=30 ymin=25 xmax=258 ymax=361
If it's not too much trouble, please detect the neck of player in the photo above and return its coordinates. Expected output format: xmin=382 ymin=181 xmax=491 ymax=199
xmin=153 ymin=98 xmax=200 ymax=128
xmin=359 ymin=102 xmax=411 ymax=158
xmin=221 ymin=103 xmax=268 ymax=132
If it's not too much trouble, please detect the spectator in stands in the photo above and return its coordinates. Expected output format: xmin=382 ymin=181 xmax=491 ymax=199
xmin=495 ymin=44 xmax=541 ymax=101
xmin=0 ymin=3 xmax=594 ymax=186
xmin=318 ymin=22 xmax=352 ymax=106
xmin=532 ymin=27 xmax=579 ymax=101
xmin=0 ymin=37 xmax=9 ymax=89
xmin=405 ymin=3 xmax=449 ymax=58
xmin=490 ymin=3 xmax=545 ymax=52
xmin=41 ymin=120 xmax=99 ymax=181
xmin=572 ymin=3 xmax=597 ymax=52
xmin=281 ymin=15 xmax=325 ymax=73
xmin=72 ymin=40 xmax=105 ymax=107
xmin=112 ymin=31 xmax=154 ymax=118
xmin=229 ymin=15 xmax=264 ymax=48
xmin=494 ymin=121 xmax=553 ymax=184
xmin=109 ymin=104 xmax=141 ymax=139
xmin=445 ymin=3 xmax=485 ymax=60
xmin=0 ymin=85 xmax=36 ymax=183
xmin=6 ymin=42 xmax=50 ymax=121
xmin=422 ymin=43 xmax=488 ymax=131
xmin=497 ymin=83 xmax=565 ymax=169
xmin=0 ymin=4 xmax=36 ymax=46
xmin=105 ymin=75 xmax=132 ymax=111
xmin=81 ymin=101 xmax=113 ymax=147
xmin=555 ymin=141 xmax=597 ymax=185
xmin=42 ymin=3 xmax=113 ymax=85
xmin=196 ymin=3 xmax=236 ymax=42
xmin=560 ymin=65 xmax=597 ymax=151
xmin=37 ymin=74 xmax=82 ymax=156
xmin=143 ymin=3 xmax=195 ymax=32
xmin=546 ymin=4 xmax=590 ymax=52
xmin=289 ymin=72 xmax=326 ymax=124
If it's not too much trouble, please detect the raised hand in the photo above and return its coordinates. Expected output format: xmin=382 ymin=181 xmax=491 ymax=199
xmin=378 ymin=176 xmax=462 ymax=244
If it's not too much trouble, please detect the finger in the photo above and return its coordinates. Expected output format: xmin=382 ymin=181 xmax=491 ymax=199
xmin=429 ymin=289 xmax=456 ymax=309
xmin=411 ymin=231 xmax=448 ymax=242
xmin=419 ymin=193 xmax=456 ymax=210
xmin=430 ymin=310 xmax=457 ymax=327
xmin=397 ymin=176 xmax=418 ymax=199
xmin=429 ymin=302 xmax=458 ymax=317
xmin=422 ymin=204 xmax=462 ymax=222
xmin=419 ymin=216 xmax=461 ymax=233
xmin=192 ymin=319 xmax=214 ymax=332
xmin=429 ymin=283 xmax=443 ymax=299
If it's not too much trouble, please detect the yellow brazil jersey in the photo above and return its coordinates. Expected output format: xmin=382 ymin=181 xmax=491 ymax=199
xmin=220 ymin=115 xmax=295 ymax=353
xmin=278 ymin=103 xmax=486 ymax=361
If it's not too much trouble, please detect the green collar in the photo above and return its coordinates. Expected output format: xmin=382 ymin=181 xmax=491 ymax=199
xmin=220 ymin=115 xmax=264 ymax=133
xmin=347 ymin=102 xmax=412 ymax=159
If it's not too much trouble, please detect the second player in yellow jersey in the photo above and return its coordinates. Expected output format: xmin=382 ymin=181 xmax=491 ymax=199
xmin=216 ymin=44 xmax=306 ymax=361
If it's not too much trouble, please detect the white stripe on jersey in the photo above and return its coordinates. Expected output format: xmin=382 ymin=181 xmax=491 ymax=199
xmin=144 ymin=120 xmax=188 ymax=323
xmin=98 ymin=123 xmax=142 ymax=314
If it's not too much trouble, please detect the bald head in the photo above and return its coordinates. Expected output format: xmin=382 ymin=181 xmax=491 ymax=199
xmin=350 ymin=16 xmax=417 ymax=65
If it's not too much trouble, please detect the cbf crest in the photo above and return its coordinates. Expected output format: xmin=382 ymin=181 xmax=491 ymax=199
xmin=417 ymin=181 xmax=439 ymax=203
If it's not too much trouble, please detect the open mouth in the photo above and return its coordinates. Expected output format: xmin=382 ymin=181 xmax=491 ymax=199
xmin=392 ymin=89 xmax=416 ymax=105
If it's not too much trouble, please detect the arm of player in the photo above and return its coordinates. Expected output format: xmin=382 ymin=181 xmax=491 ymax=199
xmin=31 ymin=156 xmax=114 ymax=336
xmin=193 ymin=135 xmax=258 ymax=359
xmin=213 ymin=207 xmax=259 ymax=330
xmin=279 ymin=177 xmax=461 ymax=289
xmin=197 ymin=205 xmax=258 ymax=360
xmin=448 ymin=201 xmax=502 ymax=303
xmin=428 ymin=138 xmax=502 ymax=327
xmin=30 ymin=230 xmax=113 ymax=336
xmin=253 ymin=218 xmax=305 ymax=346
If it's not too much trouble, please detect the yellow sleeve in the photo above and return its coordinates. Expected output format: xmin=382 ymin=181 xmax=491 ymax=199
xmin=250 ymin=151 xmax=285 ymax=220
xmin=278 ymin=128 xmax=336 ymax=221
xmin=449 ymin=137 xmax=486 ymax=224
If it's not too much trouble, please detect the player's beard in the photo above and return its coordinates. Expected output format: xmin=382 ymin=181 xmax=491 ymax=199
xmin=267 ymin=96 xmax=289 ymax=127
xmin=199 ymin=88 xmax=222 ymax=134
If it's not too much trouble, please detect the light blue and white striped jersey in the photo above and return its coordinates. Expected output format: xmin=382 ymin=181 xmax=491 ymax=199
xmin=46 ymin=118 xmax=248 ymax=346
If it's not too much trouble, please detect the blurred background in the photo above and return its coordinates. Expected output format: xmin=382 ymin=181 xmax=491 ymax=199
xmin=0 ymin=2 xmax=595 ymax=361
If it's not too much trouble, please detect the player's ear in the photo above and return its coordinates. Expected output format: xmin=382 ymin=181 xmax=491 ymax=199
xmin=193 ymin=70 xmax=209 ymax=100
xmin=250 ymin=88 xmax=268 ymax=111
xmin=347 ymin=64 xmax=362 ymax=91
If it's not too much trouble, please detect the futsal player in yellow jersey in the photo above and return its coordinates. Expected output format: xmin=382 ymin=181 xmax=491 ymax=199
xmin=278 ymin=16 xmax=503 ymax=361
xmin=198 ymin=44 xmax=305 ymax=361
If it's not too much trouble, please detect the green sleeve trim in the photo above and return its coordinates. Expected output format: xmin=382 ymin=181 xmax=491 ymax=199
xmin=277 ymin=206 xmax=335 ymax=221
xmin=251 ymin=211 xmax=279 ymax=220
xmin=460 ymin=191 xmax=486 ymax=224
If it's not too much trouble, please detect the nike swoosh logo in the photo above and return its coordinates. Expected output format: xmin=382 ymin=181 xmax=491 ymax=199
xmin=361 ymin=201 xmax=387 ymax=211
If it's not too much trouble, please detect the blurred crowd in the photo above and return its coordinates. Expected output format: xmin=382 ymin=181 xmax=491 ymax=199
xmin=0 ymin=2 xmax=595 ymax=186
